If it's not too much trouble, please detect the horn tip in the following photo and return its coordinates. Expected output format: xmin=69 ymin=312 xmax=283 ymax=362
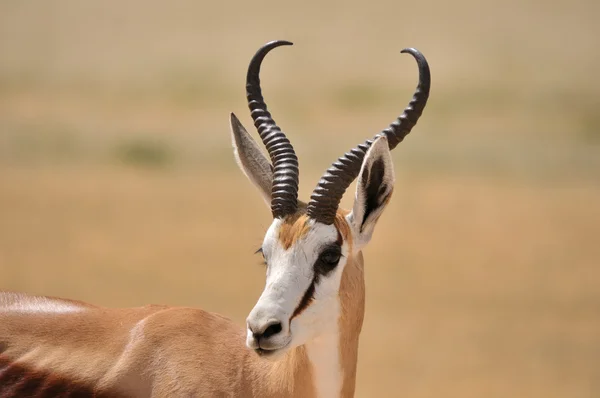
xmin=400 ymin=48 xmax=429 ymax=73
xmin=266 ymin=40 xmax=294 ymax=47
xmin=230 ymin=112 xmax=241 ymax=124
xmin=401 ymin=47 xmax=421 ymax=57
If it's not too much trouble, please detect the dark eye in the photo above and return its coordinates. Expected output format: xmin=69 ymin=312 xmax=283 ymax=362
xmin=321 ymin=251 xmax=341 ymax=265
xmin=318 ymin=247 xmax=342 ymax=269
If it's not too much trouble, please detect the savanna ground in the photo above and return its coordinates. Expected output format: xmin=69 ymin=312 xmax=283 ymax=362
xmin=1 ymin=1 xmax=599 ymax=397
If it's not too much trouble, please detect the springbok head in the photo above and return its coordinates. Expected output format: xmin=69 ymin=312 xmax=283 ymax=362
xmin=230 ymin=40 xmax=430 ymax=358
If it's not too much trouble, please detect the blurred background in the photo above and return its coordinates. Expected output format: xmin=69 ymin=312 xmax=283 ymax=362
xmin=1 ymin=0 xmax=599 ymax=396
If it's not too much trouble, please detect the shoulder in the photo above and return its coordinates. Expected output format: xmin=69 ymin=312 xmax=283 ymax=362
xmin=138 ymin=306 xmax=244 ymax=344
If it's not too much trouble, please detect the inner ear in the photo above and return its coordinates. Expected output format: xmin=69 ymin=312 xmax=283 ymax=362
xmin=230 ymin=112 xmax=273 ymax=206
xmin=348 ymin=136 xmax=395 ymax=248
xmin=361 ymin=157 xmax=390 ymax=232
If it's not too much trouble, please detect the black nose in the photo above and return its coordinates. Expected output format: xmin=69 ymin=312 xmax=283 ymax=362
xmin=253 ymin=321 xmax=282 ymax=340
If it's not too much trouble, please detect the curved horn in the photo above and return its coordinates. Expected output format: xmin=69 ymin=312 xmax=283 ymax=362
xmin=306 ymin=48 xmax=431 ymax=224
xmin=246 ymin=40 xmax=299 ymax=219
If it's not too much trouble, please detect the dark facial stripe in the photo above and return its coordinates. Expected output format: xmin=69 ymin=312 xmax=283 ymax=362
xmin=0 ymin=355 xmax=119 ymax=398
xmin=290 ymin=275 xmax=317 ymax=322
xmin=288 ymin=224 xmax=344 ymax=324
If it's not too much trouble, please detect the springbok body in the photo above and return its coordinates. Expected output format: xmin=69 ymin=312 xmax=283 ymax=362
xmin=0 ymin=41 xmax=430 ymax=397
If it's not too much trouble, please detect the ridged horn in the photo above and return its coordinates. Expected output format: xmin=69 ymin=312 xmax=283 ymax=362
xmin=246 ymin=40 xmax=299 ymax=219
xmin=306 ymin=48 xmax=431 ymax=224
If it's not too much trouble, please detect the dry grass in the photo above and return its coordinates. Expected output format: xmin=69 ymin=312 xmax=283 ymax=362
xmin=1 ymin=0 xmax=599 ymax=396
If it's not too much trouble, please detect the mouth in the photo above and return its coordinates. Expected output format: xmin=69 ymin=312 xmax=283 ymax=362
xmin=254 ymin=341 xmax=290 ymax=358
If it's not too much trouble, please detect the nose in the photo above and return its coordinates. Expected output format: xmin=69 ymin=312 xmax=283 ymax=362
xmin=250 ymin=320 xmax=283 ymax=341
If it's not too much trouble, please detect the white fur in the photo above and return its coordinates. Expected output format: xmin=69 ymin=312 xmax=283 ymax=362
xmin=305 ymin=308 xmax=342 ymax=398
xmin=239 ymin=128 xmax=395 ymax=397
xmin=246 ymin=219 xmax=349 ymax=355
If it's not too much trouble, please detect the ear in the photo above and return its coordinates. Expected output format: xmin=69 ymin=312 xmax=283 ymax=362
xmin=230 ymin=112 xmax=273 ymax=206
xmin=347 ymin=136 xmax=395 ymax=250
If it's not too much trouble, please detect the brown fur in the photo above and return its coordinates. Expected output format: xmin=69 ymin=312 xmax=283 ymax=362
xmin=278 ymin=214 xmax=311 ymax=250
xmin=334 ymin=210 xmax=353 ymax=245
xmin=0 ymin=293 xmax=322 ymax=397
xmin=334 ymin=210 xmax=366 ymax=398
xmin=338 ymin=251 xmax=365 ymax=398
xmin=0 ymin=356 xmax=120 ymax=397
xmin=0 ymin=209 xmax=367 ymax=397
xmin=277 ymin=208 xmax=365 ymax=397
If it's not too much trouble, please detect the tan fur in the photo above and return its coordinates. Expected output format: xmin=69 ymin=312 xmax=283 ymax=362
xmin=0 ymin=210 xmax=367 ymax=397
xmin=279 ymin=210 xmax=351 ymax=250
xmin=334 ymin=209 xmax=366 ymax=398
xmin=0 ymin=293 xmax=321 ymax=397
xmin=334 ymin=210 xmax=353 ymax=245
xmin=278 ymin=214 xmax=312 ymax=250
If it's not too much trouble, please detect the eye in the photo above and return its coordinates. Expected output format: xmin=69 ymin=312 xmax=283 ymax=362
xmin=255 ymin=248 xmax=267 ymax=267
xmin=321 ymin=250 xmax=341 ymax=265
xmin=316 ymin=246 xmax=342 ymax=274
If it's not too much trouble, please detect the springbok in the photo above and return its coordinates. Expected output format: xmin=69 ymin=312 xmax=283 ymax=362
xmin=0 ymin=40 xmax=430 ymax=397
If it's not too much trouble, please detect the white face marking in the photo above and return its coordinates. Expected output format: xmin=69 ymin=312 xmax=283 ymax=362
xmin=246 ymin=217 xmax=349 ymax=358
